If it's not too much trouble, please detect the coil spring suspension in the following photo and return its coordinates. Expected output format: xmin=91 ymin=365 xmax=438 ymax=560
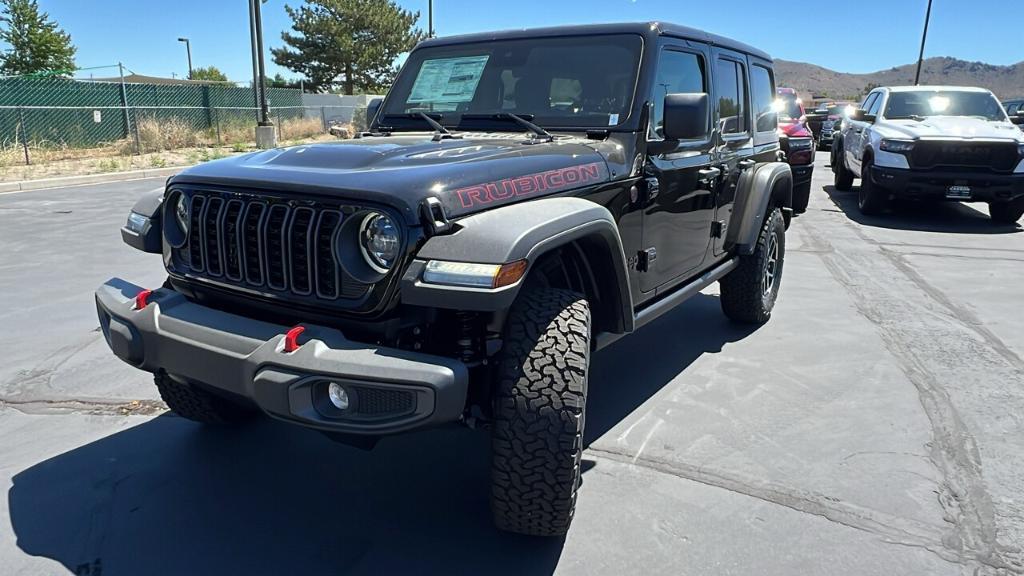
xmin=455 ymin=311 xmax=481 ymax=365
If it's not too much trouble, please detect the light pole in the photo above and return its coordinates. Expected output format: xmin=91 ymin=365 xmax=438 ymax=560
xmin=177 ymin=37 xmax=193 ymax=80
xmin=913 ymin=0 xmax=933 ymax=86
xmin=428 ymin=0 xmax=434 ymax=37
xmin=248 ymin=0 xmax=275 ymax=147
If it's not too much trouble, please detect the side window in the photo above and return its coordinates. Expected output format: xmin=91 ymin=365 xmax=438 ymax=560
xmin=867 ymin=92 xmax=883 ymax=116
xmin=750 ymin=64 xmax=776 ymax=133
xmin=715 ymin=59 xmax=748 ymax=135
xmin=1007 ymin=103 xmax=1019 ymax=115
xmin=651 ymin=49 xmax=707 ymax=139
xmin=861 ymin=92 xmax=879 ymax=112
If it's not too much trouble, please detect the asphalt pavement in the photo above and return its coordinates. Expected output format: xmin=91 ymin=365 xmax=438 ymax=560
xmin=1 ymin=159 xmax=1022 ymax=575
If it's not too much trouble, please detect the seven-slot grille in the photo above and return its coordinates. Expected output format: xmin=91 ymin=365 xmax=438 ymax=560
xmin=175 ymin=190 xmax=369 ymax=300
xmin=909 ymin=141 xmax=1020 ymax=173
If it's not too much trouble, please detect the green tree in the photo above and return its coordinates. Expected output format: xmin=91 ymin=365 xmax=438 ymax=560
xmin=272 ymin=0 xmax=423 ymax=94
xmin=191 ymin=65 xmax=228 ymax=82
xmin=0 ymin=0 xmax=76 ymax=76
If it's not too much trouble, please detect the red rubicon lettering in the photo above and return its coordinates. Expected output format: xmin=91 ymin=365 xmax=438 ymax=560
xmin=455 ymin=162 xmax=606 ymax=209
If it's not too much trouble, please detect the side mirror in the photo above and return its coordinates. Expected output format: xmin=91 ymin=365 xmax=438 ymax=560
xmin=1011 ymin=110 xmax=1024 ymax=125
xmin=365 ymin=97 xmax=384 ymax=128
xmin=662 ymin=93 xmax=709 ymax=141
xmin=851 ymin=108 xmax=876 ymax=123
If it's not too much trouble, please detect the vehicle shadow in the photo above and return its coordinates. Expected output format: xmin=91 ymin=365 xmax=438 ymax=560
xmin=8 ymin=293 xmax=757 ymax=576
xmin=823 ymin=184 xmax=1023 ymax=234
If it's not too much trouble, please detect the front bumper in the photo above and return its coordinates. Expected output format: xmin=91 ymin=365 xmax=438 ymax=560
xmin=871 ymin=166 xmax=1024 ymax=202
xmin=95 ymin=278 xmax=469 ymax=435
xmin=790 ymin=163 xmax=814 ymax=186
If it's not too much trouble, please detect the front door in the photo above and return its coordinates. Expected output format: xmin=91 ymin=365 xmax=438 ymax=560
xmin=640 ymin=43 xmax=716 ymax=293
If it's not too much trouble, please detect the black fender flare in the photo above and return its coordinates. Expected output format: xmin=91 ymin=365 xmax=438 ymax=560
xmin=726 ymin=162 xmax=792 ymax=255
xmin=400 ymin=197 xmax=634 ymax=333
xmin=121 ymin=186 xmax=165 ymax=253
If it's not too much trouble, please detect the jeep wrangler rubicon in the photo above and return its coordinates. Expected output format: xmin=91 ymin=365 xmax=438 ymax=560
xmin=98 ymin=23 xmax=793 ymax=536
xmin=832 ymin=85 xmax=1024 ymax=221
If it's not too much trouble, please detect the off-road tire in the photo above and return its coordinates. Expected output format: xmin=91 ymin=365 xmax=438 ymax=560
xmin=857 ymin=156 xmax=888 ymax=215
xmin=988 ymin=198 xmax=1024 ymax=224
xmin=720 ymin=207 xmax=785 ymax=324
xmin=154 ymin=373 xmax=254 ymax=424
xmin=833 ymin=143 xmax=854 ymax=191
xmin=792 ymin=181 xmax=811 ymax=214
xmin=491 ymin=286 xmax=591 ymax=536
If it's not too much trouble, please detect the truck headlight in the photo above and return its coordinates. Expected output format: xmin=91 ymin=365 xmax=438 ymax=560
xmin=359 ymin=212 xmax=400 ymax=273
xmin=880 ymin=139 xmax=915 ymax=153
xmin=125 ymin=211 xmax=149 ymax=234
xmin=788 ymin=137 xmax=813 ymax=152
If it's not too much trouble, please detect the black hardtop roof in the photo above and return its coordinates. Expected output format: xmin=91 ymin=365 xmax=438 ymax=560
xmin=417 ymin=21 xmax=772 ymax=62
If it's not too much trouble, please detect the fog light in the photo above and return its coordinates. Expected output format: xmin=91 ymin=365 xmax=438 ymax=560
xmin=327 ymin=382 xmax=350 ymax=410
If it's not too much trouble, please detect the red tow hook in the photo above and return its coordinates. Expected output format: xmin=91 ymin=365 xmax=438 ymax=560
xmin=134 ymin=289 xmax=153 ymax=310
xmin=282 ymin=325 xmax=306 ymax=353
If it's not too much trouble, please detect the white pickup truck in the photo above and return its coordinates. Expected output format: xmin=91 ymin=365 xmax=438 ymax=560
xmin=831 ymin=85 xmax=1024 ymax=222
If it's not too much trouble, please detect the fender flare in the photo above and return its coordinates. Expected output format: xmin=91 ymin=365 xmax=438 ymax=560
xmin=122 ymin=186 xmax=165 ymax=253
xmin=400 ymin=197 xmax=634 ymax=333
xmin=726 ymin=162 xmax=792 ymax=255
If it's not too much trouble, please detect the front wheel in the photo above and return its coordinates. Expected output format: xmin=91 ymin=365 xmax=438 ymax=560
xmin=857 ymin=156 xmax=888 ymax=215
xmin=491 ymin=286 xmax=591 ymax=536
xmin=720 ymin=207 xmax=785 ymax=324
xmin=792 ymin=181 xmax=811 ymax=214
xmin=832 ymin=143 xmax=854 ymax=191
xmin=989 ymin=198 xmax=1024 ymax=224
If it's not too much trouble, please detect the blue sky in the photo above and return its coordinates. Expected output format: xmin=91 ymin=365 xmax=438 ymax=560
xmin=32 ymin=0 xmax=1024 ymax=82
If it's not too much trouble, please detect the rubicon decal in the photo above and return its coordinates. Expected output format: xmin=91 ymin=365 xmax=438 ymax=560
xmin=455 ymin=162 xmax=607 ymax=208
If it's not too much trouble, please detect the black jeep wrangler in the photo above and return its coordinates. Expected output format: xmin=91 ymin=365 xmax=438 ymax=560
xmin=98 ymin=22 xmax=793 ymax=536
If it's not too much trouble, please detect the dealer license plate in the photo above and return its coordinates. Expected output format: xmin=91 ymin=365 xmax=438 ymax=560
xmin=946 ymin=185 xmax=971 ymax=199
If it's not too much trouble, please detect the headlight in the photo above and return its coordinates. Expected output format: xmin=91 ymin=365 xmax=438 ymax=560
xmin=358 ymin=212 xmax=400 ymax=273
xmin=175 ymin=194 xmax=189 ymax=235
xmin=125 ymin=211 xmax=149 ymax=234
xmin=788 ymin=137 xmax=813 ymax=152
xmin=880 ymin=139 xmax=915 ymax=153
xmin=423 ymin=259 xmax=528 ymax=289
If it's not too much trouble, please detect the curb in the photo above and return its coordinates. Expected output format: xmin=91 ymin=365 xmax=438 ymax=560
xmin=0 ymin=166 xmax=185 ymax=194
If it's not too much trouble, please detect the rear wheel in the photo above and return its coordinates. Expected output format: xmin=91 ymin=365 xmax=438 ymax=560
xmin=720 ymin=207 xmax=786 ymax=324
xmin=833 ymin=144 xmax=854 ymax=191
xmin=857 ymin=156 xmax=888 ymax=215
xmin=792 ymin=181 xmax=811 ymax=214
xmin=988 ymin=198 xmax=1024 ymax=224
xmin=155 ymin=373 xmax=255 ymax=424
xmin=491 ymin=285 xmax=591 ymax=536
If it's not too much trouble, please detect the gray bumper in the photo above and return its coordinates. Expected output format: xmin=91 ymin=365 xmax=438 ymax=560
xmin=95 ymin=278 xmax=469 ymax=435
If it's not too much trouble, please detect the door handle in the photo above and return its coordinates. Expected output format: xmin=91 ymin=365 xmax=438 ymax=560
xmin=698 ymin=167 xmax=721 ymax=182
xmin=738 ymin=159 xmax=756 ymax=170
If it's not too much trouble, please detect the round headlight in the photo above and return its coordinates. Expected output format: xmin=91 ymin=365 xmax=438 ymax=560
xmin=358 ymin=212 xmax=400 ymax=273
xmin=175 ymin=194 xmax=189 ymax=235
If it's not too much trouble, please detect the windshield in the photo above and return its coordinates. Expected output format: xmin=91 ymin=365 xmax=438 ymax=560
xmin=884 ymin=90 xmax=1008 ymax=121
xmin=381 ymin=34 xmax=642 ymax=130
xmin=827 ymin=105 xmax=849 ymax=117
xmin=777 ymin=96 xmax=802 ymax=122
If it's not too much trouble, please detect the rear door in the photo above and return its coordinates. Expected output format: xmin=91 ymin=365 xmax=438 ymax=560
xmin=709 ymin=48 xmax=756 ymax=255
xmin=640 ymin=41 xmax=716 ymax=293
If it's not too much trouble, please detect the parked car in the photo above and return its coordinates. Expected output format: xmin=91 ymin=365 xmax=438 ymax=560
xmin=832 ymin=85 xmax=1024 ymax=222
xmin=777 ymin=88 xmax=815 ymax=213
xmin=815 ymin=102 xmax=856 ymax=150
xmin=99 ymin=23 xmax=795 ymax=537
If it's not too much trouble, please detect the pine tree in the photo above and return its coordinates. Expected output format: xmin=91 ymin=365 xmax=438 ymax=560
xmin=0 ymin=0 xmax=76 ymax=76
xmin=272 ymin=0 xmax=423 ymax=94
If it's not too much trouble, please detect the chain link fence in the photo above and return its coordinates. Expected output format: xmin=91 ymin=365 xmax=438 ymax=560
xmin=0 ymin=75 xmax=369 ymax=168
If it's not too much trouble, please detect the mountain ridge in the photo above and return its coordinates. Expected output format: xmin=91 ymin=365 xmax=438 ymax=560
xmin=774 ymin=56 xmax=1024 ymax=102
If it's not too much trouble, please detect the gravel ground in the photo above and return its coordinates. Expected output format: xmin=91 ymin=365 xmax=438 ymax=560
xmin=1 ymin=157 xmax=1022 ymax=575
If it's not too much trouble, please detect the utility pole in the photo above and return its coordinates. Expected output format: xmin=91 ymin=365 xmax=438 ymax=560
xmin=914 ymin=0 xmax=933 ymax=86
xmin=177 ymin=37 xmax=193 ymax=80
xmin=428 ymin=0 xmax=434 ymax=37
xmin=249 ymin=0 xmax=276 ymax=147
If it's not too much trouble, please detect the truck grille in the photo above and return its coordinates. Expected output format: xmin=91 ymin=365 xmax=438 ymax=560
xmin=175 ymin=191 xmax=369 ymax=301
xmin=909 ymin=141 xmax=1019 ymax=173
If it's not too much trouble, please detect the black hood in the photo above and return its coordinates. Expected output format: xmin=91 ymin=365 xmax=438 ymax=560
xmin=170 ymin=133 xmax=618 ymax=225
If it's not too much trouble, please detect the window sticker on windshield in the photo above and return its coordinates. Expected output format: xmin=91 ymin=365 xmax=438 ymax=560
xmin=608 ymin=113 xmax=619 ymax=126
xmin=408 ymin=55 xmax=490 ymax=104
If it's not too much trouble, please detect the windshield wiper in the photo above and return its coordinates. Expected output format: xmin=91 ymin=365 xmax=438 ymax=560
xmin=380 ymin=112 xmax=462 ymax=141
xmin=460 ymin=113 xmax=555 ymax=142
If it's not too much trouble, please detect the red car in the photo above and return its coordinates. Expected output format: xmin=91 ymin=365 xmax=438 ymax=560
xmin=776 ymin=88 xmax=815 ymax=213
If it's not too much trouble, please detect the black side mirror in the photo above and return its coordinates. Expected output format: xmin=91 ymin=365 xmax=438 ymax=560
xmin=663 ymin=93 xmax=710 ymax=141
xmin=365 ymin=97 xmax=384 ymax=128
xmin=851 ymin=108 xmax=876 ymax=123
xmin=1011 ymin=110 xmax=1024 ymax=125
